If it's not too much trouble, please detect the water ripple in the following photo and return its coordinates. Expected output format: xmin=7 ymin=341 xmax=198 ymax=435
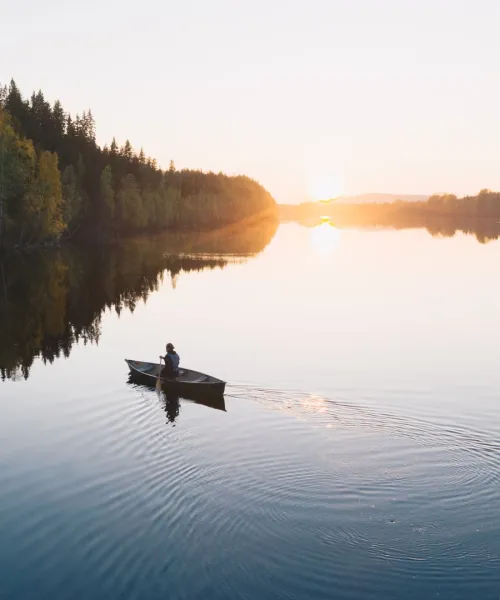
xmin=1 ymin=381 xmax=500 ymax=599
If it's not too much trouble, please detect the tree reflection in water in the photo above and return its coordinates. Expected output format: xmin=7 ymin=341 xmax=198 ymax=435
xmin=0 ymin=218 xmax=278 ymax=381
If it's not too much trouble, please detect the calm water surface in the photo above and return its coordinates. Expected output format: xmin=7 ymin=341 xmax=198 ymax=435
xmin=1 ymin=222 xmax=500 ymax=599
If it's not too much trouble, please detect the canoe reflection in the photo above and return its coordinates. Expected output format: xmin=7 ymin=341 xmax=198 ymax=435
xmin=127 ymin=374 xmax=226 ymax=425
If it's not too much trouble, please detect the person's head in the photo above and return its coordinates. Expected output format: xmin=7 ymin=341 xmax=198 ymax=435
xmin=166 ymin=342 xmax=175 ymax=353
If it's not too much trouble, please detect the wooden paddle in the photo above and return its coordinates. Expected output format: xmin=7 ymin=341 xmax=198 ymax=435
xmin=156 ymin=356 xmax=163 ymax=391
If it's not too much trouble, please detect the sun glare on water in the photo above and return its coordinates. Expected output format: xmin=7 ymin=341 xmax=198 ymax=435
xmin=309 ymin=221 xmax=341 ymax=256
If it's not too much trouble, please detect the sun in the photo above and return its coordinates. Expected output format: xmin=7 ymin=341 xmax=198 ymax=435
xmin=309 ymin=174 xmax=342 ymax=202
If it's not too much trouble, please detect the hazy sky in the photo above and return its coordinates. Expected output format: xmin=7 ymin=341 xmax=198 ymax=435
xmin=2 ymin=0 xmax=500 ymax=203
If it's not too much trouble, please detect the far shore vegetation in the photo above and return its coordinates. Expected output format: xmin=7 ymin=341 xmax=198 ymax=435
xmin=280 ymin=191 xmax=500 ymax=243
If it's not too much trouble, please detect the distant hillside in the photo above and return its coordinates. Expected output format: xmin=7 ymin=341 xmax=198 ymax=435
xmin=332 ymin=193 xmax=429 ymax=204
xmin=279 ymin=193 xmax=429 ymax=220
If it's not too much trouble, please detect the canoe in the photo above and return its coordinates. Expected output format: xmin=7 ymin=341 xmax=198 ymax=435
xmin=125 ymin=359 xmax=226 ymax=398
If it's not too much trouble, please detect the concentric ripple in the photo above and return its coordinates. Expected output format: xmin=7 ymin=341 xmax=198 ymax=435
xmin=1 ymin=378 xmax=500 ymax=600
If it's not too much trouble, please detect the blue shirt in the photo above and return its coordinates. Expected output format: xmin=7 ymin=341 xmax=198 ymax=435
xmin=165 ymin=352 xmax=180 ymax=371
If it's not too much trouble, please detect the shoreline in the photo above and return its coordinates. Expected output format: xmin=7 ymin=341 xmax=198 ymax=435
xmin=0 ymin=211 xmax=278 ymax=254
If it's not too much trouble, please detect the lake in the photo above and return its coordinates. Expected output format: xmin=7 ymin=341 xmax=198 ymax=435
xmin=1 ymin=220 xmax=500 ymax=600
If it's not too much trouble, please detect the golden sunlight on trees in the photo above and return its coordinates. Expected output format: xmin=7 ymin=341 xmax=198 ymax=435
xmin=0 ymin=80 xmax=276 ymax=248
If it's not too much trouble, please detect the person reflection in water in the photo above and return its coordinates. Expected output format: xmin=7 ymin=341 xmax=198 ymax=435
xmin=164 ymin=393 xmax=180 ymax=425
xmin=160 ymin=342 xmax=180 ymax=379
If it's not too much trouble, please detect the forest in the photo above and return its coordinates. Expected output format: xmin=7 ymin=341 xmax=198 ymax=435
xmin=0 ymin=80 xmax=276 ymax=248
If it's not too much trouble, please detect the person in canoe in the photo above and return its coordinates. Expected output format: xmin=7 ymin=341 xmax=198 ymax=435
xmin=160 ymin=342 xmax=180 ymax=379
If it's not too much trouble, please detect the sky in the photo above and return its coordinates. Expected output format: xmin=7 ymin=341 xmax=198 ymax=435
xmin=2 ymin=0 xmax=500 ymax=203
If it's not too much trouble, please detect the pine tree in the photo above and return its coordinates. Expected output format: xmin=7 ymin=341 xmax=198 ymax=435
xmin=100 ymin=165 xmax=115 ymax=225
xmin=116 ymin=173 xmax=144 ymax=231
xmin=122 ymin=139 xmax=133 ymax=161
xmin=5 ymin=80 xmax=29 ymax=132
xmin=65 ymin=115 xmax=74 ymax=137
xmin=52 ymin=100 xmax=66 ymax=141
xmin=61 ymin=165 xmax=84 ymax=229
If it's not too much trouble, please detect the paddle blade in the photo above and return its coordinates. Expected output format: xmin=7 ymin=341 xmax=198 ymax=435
xmin=156 ymin=373 xmax=162 ymax=391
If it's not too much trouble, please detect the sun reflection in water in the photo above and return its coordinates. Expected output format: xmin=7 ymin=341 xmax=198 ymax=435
xmin=309 ymin=220 xmax=341 ymax=255
xmin=301 ymin=395 xmax=328 ymax=415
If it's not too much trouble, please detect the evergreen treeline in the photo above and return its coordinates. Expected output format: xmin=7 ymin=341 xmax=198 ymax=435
xmin=0 ymin=80 xmax=276 ymax=247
